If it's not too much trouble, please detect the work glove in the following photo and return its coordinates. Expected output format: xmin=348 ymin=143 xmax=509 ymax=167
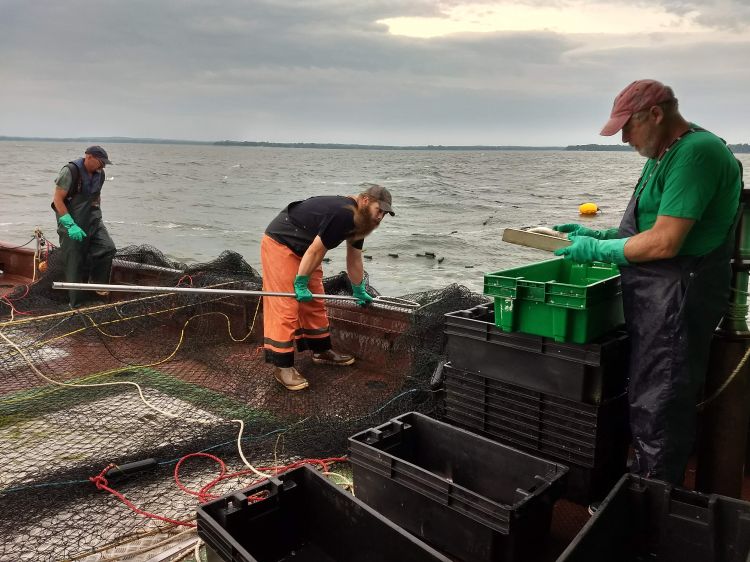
xmin=58 ymin=213 xmax=86 ymax=242
xmin=554 ymin=235 xmax=630 ymax=266
xmin=293 ymin=275 xmax=313 ymax=302
xmin=553 ymin=223 xmax=619 ymax=240
xmin=351 ymin=279 xmax=374 ymax=306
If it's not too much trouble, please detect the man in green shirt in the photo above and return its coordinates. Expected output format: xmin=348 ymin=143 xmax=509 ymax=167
xmin=554 ymin=80 xmax=742 ymax=486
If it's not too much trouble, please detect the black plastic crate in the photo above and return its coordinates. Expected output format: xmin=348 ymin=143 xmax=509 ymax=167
xmin=197 ymin=465 xmax=451 ymax=562
xmin=349 ymin=411 xmax=568 ymax=562
xmin=558 ymin=474 xmax=750 ymax=562
xmin=445 ymin=302 xmax=629 ymax=404
xmin=443 ymin=363 xmax=629 ymax=504
xmin=444 ymin=366 xmax=613 ymax=467
xmin=445 ymin=397 xmax=599 ymax=467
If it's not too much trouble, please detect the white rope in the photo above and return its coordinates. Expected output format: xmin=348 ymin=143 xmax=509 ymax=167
xmin=91 ymin=528 xmax=197 ymax=562
xmin=322 ymin=470 xmax=354 ymax=490
xmin=193 ymin=538 xmax=204 ymax=562
xmin=0 ymin=330 xmax=268 ymax=478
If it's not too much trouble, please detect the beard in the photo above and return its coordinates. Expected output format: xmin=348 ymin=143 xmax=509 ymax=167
xmin=349 ymin=203 xmax=380 ymax=240
xmin=636 ymin=141 xmax=660 ymax=159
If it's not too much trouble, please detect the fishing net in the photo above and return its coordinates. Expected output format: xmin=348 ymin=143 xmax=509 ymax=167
xmin=0 ymin=244 xmax=488 ymax=561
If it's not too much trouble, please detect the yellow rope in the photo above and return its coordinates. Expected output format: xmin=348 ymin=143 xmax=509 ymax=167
xmin=697 ymin=344 xmax=750 ymax=410
xmin=1 ymin=283 xmax=270 ymax=476
xmin=1 ymin=294 xmax=242 ymax=361
xmin=0 ymin=292 xmax=172 ymax=328
xmin=0 ymin=306 xmax=259 ymax=406
xmin=0 ymin=280 xmax=244 ymax=328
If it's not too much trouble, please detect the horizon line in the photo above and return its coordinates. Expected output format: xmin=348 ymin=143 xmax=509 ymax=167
xmin=2 ymin=135 xmax=748 ymax=152
xmin=0 ymin=134 xmax=622 ymax=150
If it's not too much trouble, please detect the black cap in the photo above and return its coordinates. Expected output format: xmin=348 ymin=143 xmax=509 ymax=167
xmin=362 ymin=183 xmax=395 ymax=216
xmin=85 ymin=145 xmax=112 ymax=165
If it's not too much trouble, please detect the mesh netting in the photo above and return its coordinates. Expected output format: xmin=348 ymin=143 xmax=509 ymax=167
xmin=0 ymin=244 xmax=488 ymax=561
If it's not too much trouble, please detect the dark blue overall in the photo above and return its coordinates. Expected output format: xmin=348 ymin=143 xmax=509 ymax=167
xmin=617 ymin=157 xmax=735 ymax=485
xmin=56 ymin=158 xmax=116 ymax=307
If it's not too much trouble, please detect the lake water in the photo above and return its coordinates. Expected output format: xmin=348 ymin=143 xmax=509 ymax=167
xmin=2 ymin=141 xmax=747 ymax=296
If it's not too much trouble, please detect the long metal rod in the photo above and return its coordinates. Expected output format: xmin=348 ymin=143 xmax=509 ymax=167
xmin=111 ymin=259 xmax=185 ymax=275
xmin=53 ymin=282 xmax=358 ymax=301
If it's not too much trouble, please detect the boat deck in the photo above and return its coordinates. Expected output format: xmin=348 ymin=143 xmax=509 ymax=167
xmin=0 ymin=242 xmax=36 ymax=298
xmin=0 ymin=272 xmax=33 ymax=297
xmin=3 ymin=239 xmax=749 ymax=561
xmin=4 ymin=303 xmax=750 ymax=561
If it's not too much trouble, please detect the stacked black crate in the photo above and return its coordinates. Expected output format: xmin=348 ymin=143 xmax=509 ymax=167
xmin=443 ymin=302 xmax=631 ymax=504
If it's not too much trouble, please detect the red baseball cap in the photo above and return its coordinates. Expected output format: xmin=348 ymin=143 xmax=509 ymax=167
xmin=600 ymin=80 xmax=675 ymax=136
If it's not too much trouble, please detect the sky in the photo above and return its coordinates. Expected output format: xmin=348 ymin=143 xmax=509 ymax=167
xmin=1 ymin=0 xmax=748 ymax=146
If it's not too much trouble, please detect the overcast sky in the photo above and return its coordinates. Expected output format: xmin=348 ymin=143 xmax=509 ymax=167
xmin=1 ymin=0 xmax=748 ymax=146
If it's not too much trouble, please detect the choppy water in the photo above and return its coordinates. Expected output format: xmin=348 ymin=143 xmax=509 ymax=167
xmin=2 ymin=141 xmax=747 ymax=295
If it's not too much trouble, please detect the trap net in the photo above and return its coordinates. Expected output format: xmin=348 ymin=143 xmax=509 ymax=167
xmin=0 ymin=244 xmax=488 ymax=561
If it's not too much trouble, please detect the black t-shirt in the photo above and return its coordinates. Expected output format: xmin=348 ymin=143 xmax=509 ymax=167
xmin=265 ymin=196 xmax=365 ymax=257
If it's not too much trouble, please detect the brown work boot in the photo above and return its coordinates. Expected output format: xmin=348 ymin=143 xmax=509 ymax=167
xmin=273 ymin=367 xmax=309 ymax=391
xmin=312 ymin=349 xmax=355 ymax=366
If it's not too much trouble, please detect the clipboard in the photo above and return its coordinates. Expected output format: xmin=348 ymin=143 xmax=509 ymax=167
xmin=502 ymin=228 xmax=572 ymax=252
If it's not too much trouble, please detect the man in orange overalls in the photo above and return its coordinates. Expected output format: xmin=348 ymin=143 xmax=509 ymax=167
xmin=261 ymin=184 xmax=394 ymax=390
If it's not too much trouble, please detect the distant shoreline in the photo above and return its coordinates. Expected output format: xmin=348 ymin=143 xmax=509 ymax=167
xmin=2 ymin=136 xmax=748 ymax=153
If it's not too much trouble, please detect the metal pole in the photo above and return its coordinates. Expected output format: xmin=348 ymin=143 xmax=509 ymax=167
xmin=52 ymin=282 xmax=359 ymax=301
xmin=111 ymin=259 xmax=185 ymax=275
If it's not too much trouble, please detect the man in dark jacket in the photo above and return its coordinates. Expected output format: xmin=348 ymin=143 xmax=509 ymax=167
xmin=52 ymin=145 xmax=116 ymax=308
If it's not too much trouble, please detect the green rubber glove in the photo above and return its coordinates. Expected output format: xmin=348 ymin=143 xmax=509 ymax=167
xmin=351 ymin=279 xmax=374 ymax=306
xmin=293 ymin=274 xmax=313 ymax=302
xmin=553 ymin=224 xmax=619 ymax=240
xmin=554 ymin=235 xmax=630 ymax=265
xmin=58 ymin=213 xmax=86 ymax=242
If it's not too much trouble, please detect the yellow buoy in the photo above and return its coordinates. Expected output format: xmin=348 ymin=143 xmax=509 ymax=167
xmin=38 ymin=261 xmax=48 ymax=272
xmin=579 ymin=202 xmax=599 ymax=216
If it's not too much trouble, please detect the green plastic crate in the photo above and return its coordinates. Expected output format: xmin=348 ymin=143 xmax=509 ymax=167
xmin=484 ymin=258 xmax=624 ymax=343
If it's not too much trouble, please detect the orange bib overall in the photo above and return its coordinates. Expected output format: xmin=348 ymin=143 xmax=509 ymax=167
xmin=260 ymin=235 xmax=332 ymax=367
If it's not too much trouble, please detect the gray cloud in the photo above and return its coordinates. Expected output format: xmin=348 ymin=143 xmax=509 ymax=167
xmin=1 ymin=0 xmax=748 ymax=144
xmin=658 ymin=0 xmax=750 ymax=29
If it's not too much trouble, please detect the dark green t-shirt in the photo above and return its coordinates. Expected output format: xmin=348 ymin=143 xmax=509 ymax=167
xmin=634 ymin=125 xmax=741 ymax=256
